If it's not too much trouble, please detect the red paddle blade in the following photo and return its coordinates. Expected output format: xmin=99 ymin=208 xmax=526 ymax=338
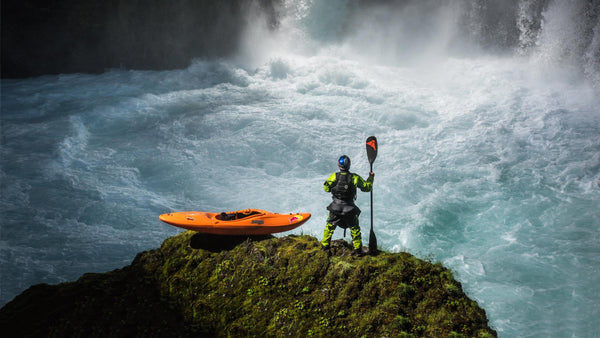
xmin=366 ymin=136 xmax=378 ymax=164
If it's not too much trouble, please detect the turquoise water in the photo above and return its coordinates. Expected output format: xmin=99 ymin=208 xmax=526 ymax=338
xmin=2 ymin=1 xmax=599 ymax=336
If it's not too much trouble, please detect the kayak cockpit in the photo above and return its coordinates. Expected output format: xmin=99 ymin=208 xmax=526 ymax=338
xmin=215 ymin=209 xmax=265 ymax=221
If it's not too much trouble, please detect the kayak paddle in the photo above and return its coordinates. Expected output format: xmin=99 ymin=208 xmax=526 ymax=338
xmin=366 ymin=136 xmax=378 ymax=254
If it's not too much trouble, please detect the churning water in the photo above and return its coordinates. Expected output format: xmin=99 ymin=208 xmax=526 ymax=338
xmin=1 ymin=0 xmax=599 ymax=336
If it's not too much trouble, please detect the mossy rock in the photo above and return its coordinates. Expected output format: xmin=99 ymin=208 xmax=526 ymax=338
xmin=0 ymin=232 xmax=497 ymax=337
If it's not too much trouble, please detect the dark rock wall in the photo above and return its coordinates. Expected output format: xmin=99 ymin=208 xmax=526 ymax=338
xmin=1 ymin=0 xmax=280 ymax=78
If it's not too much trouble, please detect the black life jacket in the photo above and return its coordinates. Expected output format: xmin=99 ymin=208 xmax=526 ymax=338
xmin=331 ymin=172 xmax=356 ymax=203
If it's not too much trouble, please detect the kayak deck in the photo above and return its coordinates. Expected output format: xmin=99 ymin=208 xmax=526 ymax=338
xmin=159 ymin=209 xmax=311 ymax=235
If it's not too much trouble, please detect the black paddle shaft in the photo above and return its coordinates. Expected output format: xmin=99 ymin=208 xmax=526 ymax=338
xmin=366 ymin=136 xmax=378 ymax=254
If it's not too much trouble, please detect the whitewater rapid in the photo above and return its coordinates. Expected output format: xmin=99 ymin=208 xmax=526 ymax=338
xmin=2 ymin=54 xmax=599 ymax=336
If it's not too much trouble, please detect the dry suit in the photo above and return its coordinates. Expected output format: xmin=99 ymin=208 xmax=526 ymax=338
xmin=321 ymin=170 xmax=374 ymax=250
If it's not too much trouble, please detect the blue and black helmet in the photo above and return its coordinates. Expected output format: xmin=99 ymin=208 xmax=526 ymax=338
xmin=338 ymin=155 xmax=351 ymax=171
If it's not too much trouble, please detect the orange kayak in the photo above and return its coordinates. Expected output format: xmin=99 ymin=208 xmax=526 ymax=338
xmin=159 ymin=209 xmax=311 ymax=235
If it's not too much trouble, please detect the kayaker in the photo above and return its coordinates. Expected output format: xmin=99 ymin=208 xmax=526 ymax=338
xmin=321 ymin=155 xmax=374 ymax=256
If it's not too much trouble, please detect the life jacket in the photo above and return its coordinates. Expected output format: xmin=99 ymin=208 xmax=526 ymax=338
xmin=330 ymin=172 xmax=356 ymax=203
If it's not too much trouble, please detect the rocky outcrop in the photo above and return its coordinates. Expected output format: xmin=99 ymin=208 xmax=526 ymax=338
xmin=0 ymin=232 xmax=496 ymax=337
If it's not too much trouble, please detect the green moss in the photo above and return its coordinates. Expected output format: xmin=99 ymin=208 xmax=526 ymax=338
xmin=0 ymin=232 xmax=497 ymax=337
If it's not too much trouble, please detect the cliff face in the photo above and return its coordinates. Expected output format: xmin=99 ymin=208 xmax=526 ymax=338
xmin=1 ymin=0 xmax=280 ymax=78
xmin=0 ymin=232 xmax=497 ymax=337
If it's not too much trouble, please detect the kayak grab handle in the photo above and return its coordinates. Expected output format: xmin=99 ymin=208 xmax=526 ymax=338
xmin=186 ymin=217 xmax=195 ymax=221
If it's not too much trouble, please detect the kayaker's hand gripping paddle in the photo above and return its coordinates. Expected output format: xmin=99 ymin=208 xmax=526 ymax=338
xmin=366 ymin=136 xmax=378 ymax=254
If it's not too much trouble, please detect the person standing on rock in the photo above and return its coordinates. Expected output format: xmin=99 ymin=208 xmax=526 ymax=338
xmin=321 ymin=155 xmax=374 ymax=256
